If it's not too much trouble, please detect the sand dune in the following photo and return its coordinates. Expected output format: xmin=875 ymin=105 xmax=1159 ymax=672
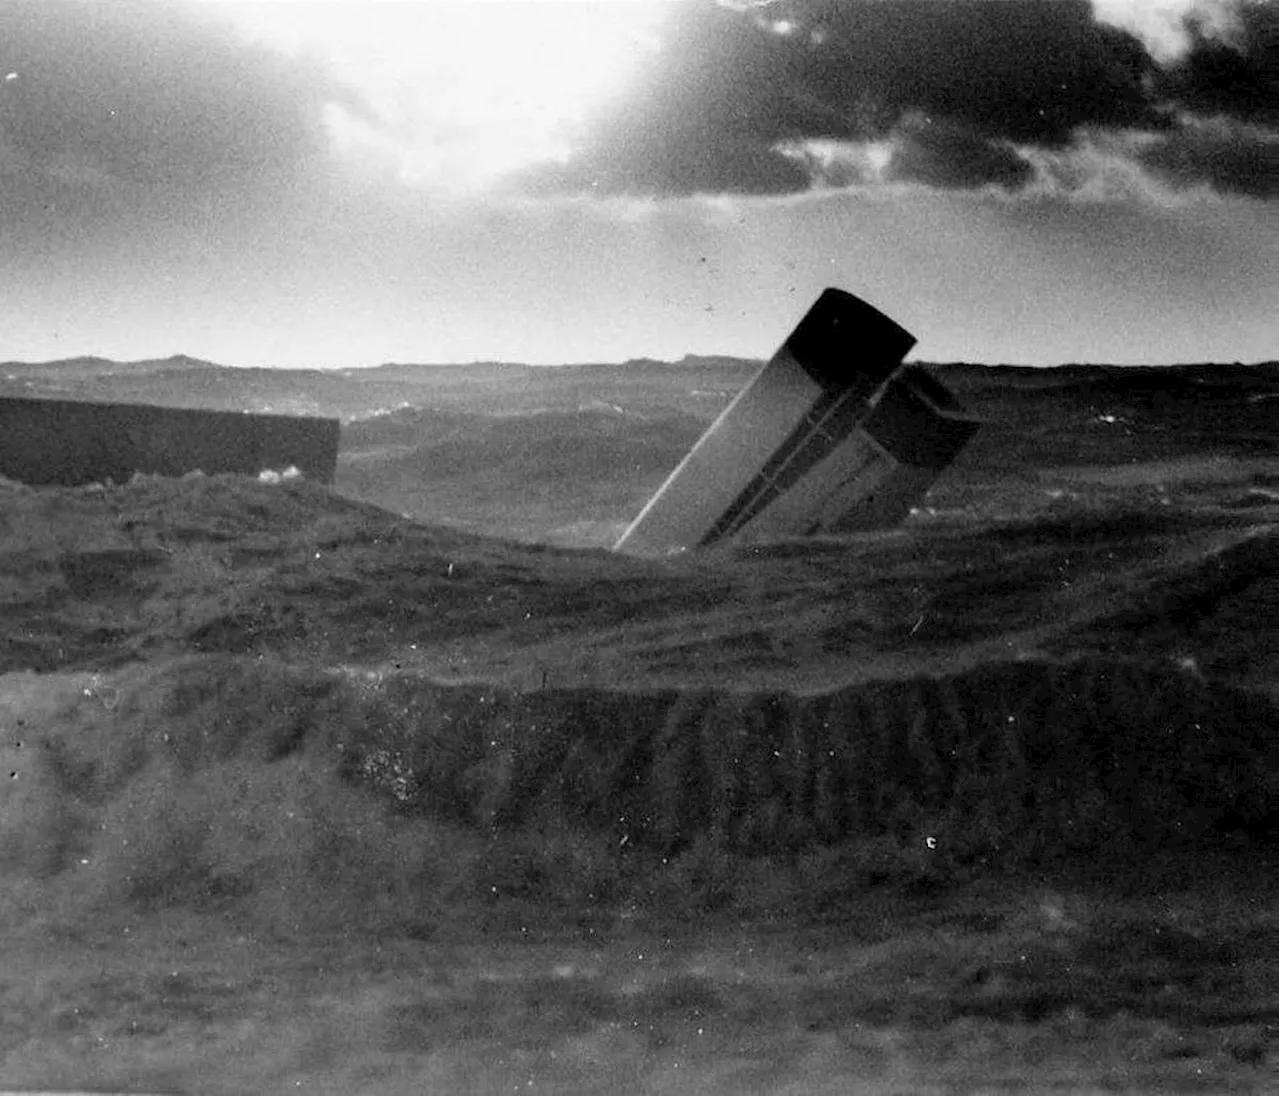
xmin=0 ymin=361 xmax=1275 ymax=1093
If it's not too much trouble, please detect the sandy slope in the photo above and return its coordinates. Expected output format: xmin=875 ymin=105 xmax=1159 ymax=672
xmin=0 ymin=362 xmax=1275 ymax=1093
xmin=4 ymin=880 xmax=1274 ymax=1094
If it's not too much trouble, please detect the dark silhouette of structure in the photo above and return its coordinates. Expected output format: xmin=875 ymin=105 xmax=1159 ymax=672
xmin=0 ymin=396 xmax=340 ymax=487
xmin=615 ymin=288 xmax=979 ymax=555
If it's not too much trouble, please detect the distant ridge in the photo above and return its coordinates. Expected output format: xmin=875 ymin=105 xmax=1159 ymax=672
xmin=0 ymin=353 xmax=225 ymax=375
xmin=936 ymin=358 xmax=1280 ymax=391
xmin=5 ymin=358 xmax=1274 ymax=381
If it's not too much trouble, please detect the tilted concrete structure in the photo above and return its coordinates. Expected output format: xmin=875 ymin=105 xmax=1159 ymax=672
xmin=0 ymin=396 xmax=340 ymax=487
xmin=614 ymin=288 xmax=979 ymax=555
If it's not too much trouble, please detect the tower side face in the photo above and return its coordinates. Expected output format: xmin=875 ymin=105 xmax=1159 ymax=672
xmin=613 ymin=288 xmax=917 ymax=556
xmin=739 ymin=365 xmax=982 ymax=541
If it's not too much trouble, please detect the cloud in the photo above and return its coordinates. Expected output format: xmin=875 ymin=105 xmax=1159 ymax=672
xmin=515 ymin=0 xmax=1276 ymax=203
xmin=989 ymin=114 xmax=1276 ymax=206
xmin=884 ymin=114 xmax=1032 ymax=191
xmin=1091 ymin=0 xmax=1273 ymax=67
xmin=5 ymin=0 xmax=1271 ymax=210
xmin=516 ymin=1 xmax=1160 ymax=197
xmin=775 ymin=116 xmax=1032 ymax=194
xmin=773 ymin=137 xmax=891 ymax=189
xmin=0 ymin=0 xmax=359 ymax=193
xmin=1139 ymin=115 xmax=1278 ymax=197
xmin=1008 ymin=128 xmax=1208 ymax=205
xmin=210 ymin=1 xmax=668 ymax=196
xmin=1153 ymin=1 xmax=1278 ymax=124
xmin=778 ymin=116 xmax=1276 ymax=206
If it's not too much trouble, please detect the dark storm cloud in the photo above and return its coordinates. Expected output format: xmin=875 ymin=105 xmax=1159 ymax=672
xmin=768 ymin=0 xmax=1161 ymax=144
xmin=519 ymin=0 xmax=1276 ymax=200
xmin=884 ymin=114 xmax=1033 ymax=191
xmin=1139 ymin=118 xmax=1278 ymax=198
xmin=1157 ymin=1 xmax=1278 ymax=126
xmin=520 ymin=0 xmax=1156 ymax=197
xmin=1116 ymin=2 xmax=1278 ymax=201
xmin=0 ymin=1 xmax=361 ymax=191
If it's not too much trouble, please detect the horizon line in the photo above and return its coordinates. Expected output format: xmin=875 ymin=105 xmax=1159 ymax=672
xmin=3 ymin=352 xmax=1278 ymax=374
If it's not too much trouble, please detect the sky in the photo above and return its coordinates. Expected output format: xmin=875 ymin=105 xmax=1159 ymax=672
xmin=1 ymin=0 xmax=1276 ymax=368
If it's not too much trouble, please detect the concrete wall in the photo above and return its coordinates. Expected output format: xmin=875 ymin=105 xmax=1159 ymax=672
xmin=0 ymin=396 xmax=340 ymax=487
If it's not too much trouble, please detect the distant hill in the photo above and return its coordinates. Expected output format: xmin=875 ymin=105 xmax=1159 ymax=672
xmin=3 ymin=353 xmax=1274 ymax=547
xmin=7 ymin=352 xmax=1274 ymax=389
xmin=0 ymin=353 xmax=761 ymax=421
xmin=937 ymin=360 xmax=1279 ymax=397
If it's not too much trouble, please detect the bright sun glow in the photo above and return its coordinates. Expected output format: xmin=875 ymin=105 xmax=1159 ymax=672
xmin=203 ymin=0 xmax=668 ymax=193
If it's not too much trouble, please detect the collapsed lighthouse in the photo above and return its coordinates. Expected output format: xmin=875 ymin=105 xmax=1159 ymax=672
xmin=614 ymin=288 xmax=979 ymax=556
